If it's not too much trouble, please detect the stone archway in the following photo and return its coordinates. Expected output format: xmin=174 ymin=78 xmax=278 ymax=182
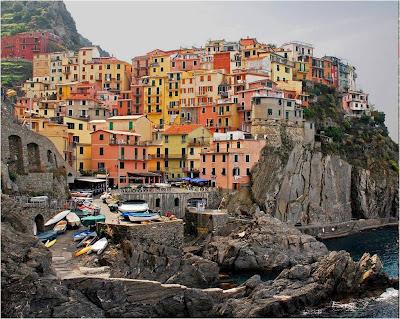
xmin=34 ymin=214 xmax=44 ymax=235
xmin=8 ymin=135 xmax=24 ymax=173
xmin=27 ymin=142 xmax=41 ymax=172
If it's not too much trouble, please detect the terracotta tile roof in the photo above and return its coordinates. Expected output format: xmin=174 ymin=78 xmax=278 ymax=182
xmin=163 ymin=124 xmax=203 ymax=135
xmin=240 ymin=38 xmax=257 ymax=46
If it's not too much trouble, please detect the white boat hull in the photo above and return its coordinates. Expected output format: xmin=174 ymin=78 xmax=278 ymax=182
xmin=91 ymin=238 xmax=108 ymax=255
xmin=128 ymin=214 xmax=161 ymax=222
xmin=119 ymin=203 xmax=149 ymax=213
xmin=66 ymin=212 xmax=81 ymax=227
xmin=44 ymin=210 xmax=70 ymax=226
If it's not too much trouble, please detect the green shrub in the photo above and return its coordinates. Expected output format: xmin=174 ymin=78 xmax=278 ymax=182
xmin=389 ymin=160 xmax=399 ymax=173
xmin=324 ymin=126 xmax=344 ymax=142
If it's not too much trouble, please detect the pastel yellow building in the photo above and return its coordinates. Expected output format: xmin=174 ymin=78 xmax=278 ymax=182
xmin=106 ymin=115 xmax=153 ymax=142
xmin=276 ymin=80 xmax=303 ymax=95
xmin=268 ymin=53 xmax=294 ymax=83
xmin=63 ymin=116 xmax=92 ymax=172
xmin=162 ymin=124 xmax=211 ymax=178
xmin=146 ymin=131 xmax=165 ymax=174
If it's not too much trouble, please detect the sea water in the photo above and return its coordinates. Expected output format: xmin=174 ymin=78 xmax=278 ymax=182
xmin=300 ymin=226 xmax=399 ymax=318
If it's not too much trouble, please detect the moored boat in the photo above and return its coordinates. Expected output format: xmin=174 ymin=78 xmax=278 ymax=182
xmin=66 ymin=212 xmax=81 ymax=227
xmin=53 ymin=220 xmax=67 ymax=234
xmin=76 ymin=231 xmax=97 ymax=248
xmin=45 ymin=239 xmax=57 ymax=248
xmin=44 ymin=210 xmax=70 ymax=226
xmin=128 ymin=213 xmax=161 ymax=222
xmin=81 ymin=215 xmax=106 ymax=227
xmin=118 ymin=200 xmax=149 ymax=213
xmin=90 ymin=237 xmax=108 ymax=255
xmin=73 ymin=229 xmax=92 ymax=241
xmin=37 ymin=230 xmax=58 ymax=242
xmin=74 ymin=245 xmax=93 ymax=257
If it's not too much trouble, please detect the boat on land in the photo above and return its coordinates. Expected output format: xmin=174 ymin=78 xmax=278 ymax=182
xmin=73 ymin=229 xmax=92 ymax=241
xmin=37 ymin=230 xmax=58 ymax=242
xmin=74 ymin=245 xmax=93 ymax=257
xmin=76 ymin=231 xmax=97 ymax=248
xmin=81 ymin=215 xmax=106 ymax=227
xmin=45 ymin=239 xmax=56 ymax=248
xmin=118 ymin=200 xmax=149 ymax=213
xmin=89 ymin=238 xmax=108 ymax=255
xmin=66 ymin=212 xmax=81 ymax=227
xmin=128 ymin=213 xmax=161 ymax=222
xmin=53 ymin=220 xmax=67 ymax=234
xmin=44 ymin=210 xmax=70 ymax=226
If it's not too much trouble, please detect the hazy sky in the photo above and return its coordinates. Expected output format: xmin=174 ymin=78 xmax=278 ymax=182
xmin=65 ymin=1 xmax=398 ymax=141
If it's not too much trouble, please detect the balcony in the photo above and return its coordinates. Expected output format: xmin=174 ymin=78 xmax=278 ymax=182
xmin=164 ymin=154 xmax=186 ymax=159
xmin=109 ymin=139 xmax=138 ymax=146
xmin=147 ymin=154 xmax=164 ymax=159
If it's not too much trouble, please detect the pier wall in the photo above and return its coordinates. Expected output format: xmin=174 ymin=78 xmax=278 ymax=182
xmin=119 ymin=189 xmax=222 ymax=219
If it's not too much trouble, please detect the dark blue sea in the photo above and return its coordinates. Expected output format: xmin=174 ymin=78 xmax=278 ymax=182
xmin=300 ymin=226 xmax=399 ymax=318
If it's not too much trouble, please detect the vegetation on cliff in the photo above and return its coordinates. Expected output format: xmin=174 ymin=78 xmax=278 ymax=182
xmin=303 ymin=82 xmax=398 ymax=178
xmin=1 ymin=59 xmax=32 ymax=88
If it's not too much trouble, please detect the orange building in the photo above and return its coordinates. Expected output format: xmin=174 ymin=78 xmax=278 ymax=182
xmin=91 ymin=130 xmax=159 ymax=187
xmin=213 ymin=52 xmax=231 ymax=73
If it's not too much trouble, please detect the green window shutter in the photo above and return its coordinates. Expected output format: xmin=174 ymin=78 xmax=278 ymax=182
xmin=109 ymin=122 xmax=113 ymax=130
xmin=129 ymin=121 xmax=133 ymax=130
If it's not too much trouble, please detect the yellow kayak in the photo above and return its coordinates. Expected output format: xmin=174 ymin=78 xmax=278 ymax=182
xmin=45 ymin=239 xmax=56 ymax=248
xmin=74 ymin=245 xmax=92 ymax=257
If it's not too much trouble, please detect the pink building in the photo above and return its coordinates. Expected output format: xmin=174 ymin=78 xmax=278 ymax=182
xmin=200 ymin=132 xmax=267 ymax=190
xmin=342 ymin=90 xmax=370 ymax=117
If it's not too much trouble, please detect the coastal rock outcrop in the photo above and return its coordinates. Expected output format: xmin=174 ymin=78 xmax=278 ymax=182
xmin=217 ymin=251 xmax=396 ymax=317
xmin=251 ymin=144 xmax=352 ymax=225
xmin=250 ymin=142 xmax=398 ymax=226
xmin=202 ymin=213 xmax=328 ymax=272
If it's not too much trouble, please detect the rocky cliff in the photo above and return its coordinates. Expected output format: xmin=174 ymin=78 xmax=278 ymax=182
xmin=245 ymin=84 xmax=398 ymax=225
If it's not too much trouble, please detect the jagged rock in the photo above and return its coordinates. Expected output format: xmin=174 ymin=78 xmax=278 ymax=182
xmin=166 ymin=254 xmax=220 ymax=288
xmin=202 ymin=213 xmax=328 ymax=272
xmin=218 ymin=251 xmax=394 ymax=317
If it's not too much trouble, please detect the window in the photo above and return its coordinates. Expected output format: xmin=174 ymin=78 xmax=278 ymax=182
xmin=212 ymin=155 xmax=216 ymax=162
xmin=109 ymin=122 xmax=113 ymax=130
xmin=174 ymin=198 xmax=179 ymax=207
xmin=79 ymin=162 xmax=84 ymax=170
xmin=99 ymin=148 xmax=104 ymax=155
xmin=129 ymin=121 xmax=133 ymax=130
xmin=119 ymin=176 xmax=126 ymax=183
xmin=98 ymin=162 xmax=105 ymax=170
xmin=202 ymin=154 xmax=206 ymax=162
xmin=202 ymin=168 xmax=206 ymax=175
xmin=79 ymin=147 xmax=84 ymax=155
xmin=285 ymin=67 xmax=290 ymax=73
xmin=156 ymin=198 xmax=161 ymax=207
xmin=246 ymin=155 xmax=250 ymax=162
xmin=268 ymin=108 xmax=272 ymax=116
xmin=79 ymin=124 xmax=83 ymax=130
xmin=99 ymin=134 xmax=104 ymax=140
xmin=211 ymin=168 xmax=216 ymax=175
xmin=120 ymin=162 xmax=125 ymax=169
xmin=68 ymin=110 xmax=73 ymax=116
xmin=73 ymin=136 xmax=80 ymax=143
xmin=222 ymin=154 xmax=226 ymax=162
xmin=67 ymin=123 xmax=75 ymax=129
xmin=190 ymin=148 xmax=194 ymax=155
xmin=237 ymin=141 xmax=240 ymax=149
xmin=234 ymin=155 xmax=239 ymax=162
xmin=285 ymin=111 xmax=289 ymax=119
xmin=277 ymin=65 xmax=280 ymax=71
xmin=165 ymin=160 xmax=169 ymax=168
xmin=246 ymin=168 xmax=251 ymax=176
xmin=222 ymin=168 xmax=226 ymax=175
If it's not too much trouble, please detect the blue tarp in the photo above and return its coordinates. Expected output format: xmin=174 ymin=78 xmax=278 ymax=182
xmin=191 ymin=178 xmax=209 ymax=183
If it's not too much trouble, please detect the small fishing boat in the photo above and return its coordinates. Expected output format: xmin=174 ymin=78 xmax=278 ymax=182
xmin=66 ymin=212 xmax=81 ymax=227
xmin=81 ymin=215 xmax=106 ymax=227
xmin=30 ymin=196 xmax=49 ymax=203
xmin=37 ymin=230 xmax=57 ymax=242
xmin=44 ymin=210 xmax=70 ymax=226
xmin=73 ymin=229 xmax=92 ymax=241
xmin=45 ymin=239 xmax=57 ymax=248
xmin=90 ymin=237 xmax=108 ymax=255
xmin=128 ymin=213 xmax=161 ymax=222
xmin=74 ymin=245 xmax=93 ymax=257
xmin=76 ymin=231 xmax=97 ymax=248
xmin=53 ymin=220 xmax=67 ymax=234
xmin=118 ymin=200 xmax=149 ymax=213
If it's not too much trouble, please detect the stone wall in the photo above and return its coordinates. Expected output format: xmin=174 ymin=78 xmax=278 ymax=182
xmin=1 ymin=106 xmax=75 ymax=198
xmin=97 ymin=220 xmax=184 ymax=249
xmin=251 ymin=120 xmax=315 ymax=147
